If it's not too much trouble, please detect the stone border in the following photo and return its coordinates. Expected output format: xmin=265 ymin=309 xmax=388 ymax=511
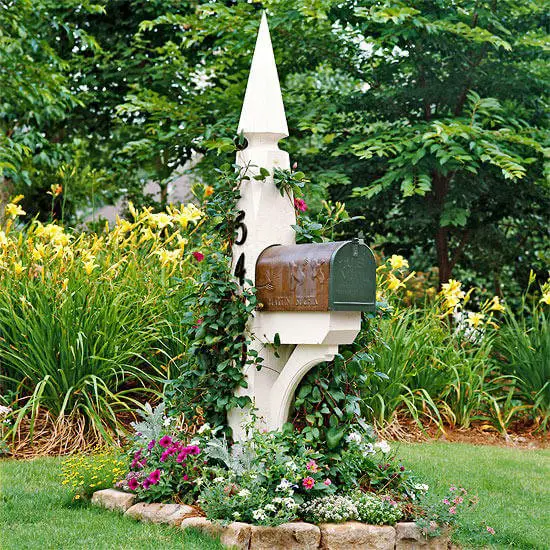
xmin=91 ymin=489 xmax=452 ymax=549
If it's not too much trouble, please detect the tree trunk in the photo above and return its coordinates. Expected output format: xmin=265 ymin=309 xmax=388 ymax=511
xmin=432 ymin=172 xmax=452 ymax=287
xmin=435 ymin=225 xmax=452 ymax=286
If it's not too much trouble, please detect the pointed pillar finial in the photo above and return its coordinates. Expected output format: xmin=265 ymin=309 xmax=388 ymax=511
xmin=238 ymin=12 xmax=288 ymax=139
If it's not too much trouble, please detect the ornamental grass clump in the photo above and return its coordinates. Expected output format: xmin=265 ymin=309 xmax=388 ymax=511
xmin=0 ymin=196 xmax=204 ymax=454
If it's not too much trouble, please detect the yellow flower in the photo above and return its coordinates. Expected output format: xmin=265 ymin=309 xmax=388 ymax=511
xmin=49 ymin=184 xmax=63 ymax=196
xmin=31 ymin=244 xmax=47 ymax=261
xmin=176 ymin=234 xmax=188 ymax=251
xmin=148 ymin=212 xmax=173 ymax=230
xmin=541 ymin=292 xmax=550 ymax=306
xmin=83 ymin=260 xmax=98 ymax=276
xmin=204 ymin=185 xmax=214 ymax=197
xmin=387 ymin=273 xmax=404 ymax=291
xmin=34 ymin=223 xmax=71 ymax=247
xmin=14 ymin=261 xmax=25 ymax=276
xmin=0 ymin=230 xmax=8 ymax=247
xmin=155 ymin=248 xmax=182 ymax=266
xmin=441 ymin=279 xmax=464 ymax=297
xmin=61 ymin=278 xmax=69 ymax=291
xmin=170 ymin=204 xmax=203 ymax=229
xmin=467 ymin=312 xmax=484 ymax=328
xmin=5 ymin=203 xmax=25 ymax=218
xmin=389 ymin=255 xmax=409 ymax=270
xmin=488 ymin=296 xmax=505 ymax=312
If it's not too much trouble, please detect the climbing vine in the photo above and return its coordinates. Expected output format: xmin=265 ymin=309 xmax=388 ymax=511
xmin=166 ymin=164 xmax=261 ymax=432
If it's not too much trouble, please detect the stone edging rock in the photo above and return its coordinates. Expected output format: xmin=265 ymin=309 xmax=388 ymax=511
xmin=91 ymin=489 xmax=453 ymax=549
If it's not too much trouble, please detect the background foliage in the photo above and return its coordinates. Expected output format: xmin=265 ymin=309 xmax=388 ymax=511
xmin=2 ymin=0 xmax=547 ymax=291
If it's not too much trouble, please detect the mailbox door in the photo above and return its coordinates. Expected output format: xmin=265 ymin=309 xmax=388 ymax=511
xmin=329 ymin=241 xmax=376 ymax=312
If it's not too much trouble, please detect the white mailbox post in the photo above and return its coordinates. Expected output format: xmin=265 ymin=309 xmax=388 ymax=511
xmin=228 ymin=14 xmax=363 ymax=439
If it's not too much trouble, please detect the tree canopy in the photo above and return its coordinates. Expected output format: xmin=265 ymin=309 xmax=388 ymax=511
xmin=1 ymin=0 xmax=548 ymax=292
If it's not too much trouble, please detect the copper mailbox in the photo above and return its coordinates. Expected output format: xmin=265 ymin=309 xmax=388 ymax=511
xmin=255 ymin=239 xmax=376 ymax=312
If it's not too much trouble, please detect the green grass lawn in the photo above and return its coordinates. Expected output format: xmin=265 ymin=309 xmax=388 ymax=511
xmin=1 ymin=443 xmax=548 ymax=549
xmin=399 ymin=442 xmax=550 ymax=549
xmin=0 ymin=457 xmax=223 ymax=550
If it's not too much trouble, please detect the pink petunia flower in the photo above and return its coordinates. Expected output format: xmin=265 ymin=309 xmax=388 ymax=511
xmin=160 ymin=450 xmax=170 ymax=463
xmin=186 ymin=445 xmax=201 ymax=455
xmin=158 ymin=435 xmax=173 ymax=448
xmin=306 ymin=460 xmax=319 ymax=473
xmin=128 ymin=477 xmax=139 ymax=491
xmin=147 ymin=439 xmax=156 ymax=451
xmin=148 ymin=469 xmax=161 ymax=485
xmin=453 ymin=496 xmax=463 ymax=504
xmin=323 ymin=478 xmax=332 ymax=486
xmin=449 ymin=507 xmax=456 ymax=515
xmin=142 ymin=479 xmax=151 ymax=490
xmin=176 ymin=451 xmax=188 ymax=463
xmin=442 ymin=499 xmax=451 ymax=505
xmin=302 ymin=477 xmax=315 ymax=490
xmin=449 ymin=485 xmax=457 ymax=492
xmin=192 ymin=251 xmax=205 ymax=262
xmin=183 ymin=474 xmax=189 ymax=481
xmin=294 ymin=198 xmax=308 ymax=212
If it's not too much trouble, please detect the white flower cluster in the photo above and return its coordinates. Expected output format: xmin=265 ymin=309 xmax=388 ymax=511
xmin=345 ymin=431 xmax=376 ymax=455
xmin=251 ymin=496 xmax=298 ymax=524
xmin=300 ymin=495 xmax=359 ymax=524
xmin=355 ymin=493 xmax=403 ymax=525
xmin=374 ymin=440 xmax=391 ymax=454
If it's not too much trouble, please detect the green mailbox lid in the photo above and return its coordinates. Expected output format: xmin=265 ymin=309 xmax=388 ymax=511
xmin=329 ymin=239 xmax=376 ymax=312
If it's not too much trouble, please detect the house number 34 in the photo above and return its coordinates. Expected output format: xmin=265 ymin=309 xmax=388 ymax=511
xmin=234 ymin=211 xmax=247 ymax=285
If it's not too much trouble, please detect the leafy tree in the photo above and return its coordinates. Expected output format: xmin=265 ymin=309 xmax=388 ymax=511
xmin=3 ymin=0 xmax=548 ymax=291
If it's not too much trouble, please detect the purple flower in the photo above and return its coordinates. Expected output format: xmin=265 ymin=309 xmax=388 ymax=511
xmin=133 ymin=450 xmax=142 ymax=460
xmin=187 ymin=445 xmax=200 ymax=455
xmin=142 ymin=479 xmax=151 ymax=490
xmin=183 ymin=474 xmax=189 ymax=481
xmin=160 ymin=450 xmax=170 ymax=463
xmin=147 ymin=439 xmax=156 ymax=451
xmin=128 ymin=477 xmax=139 ymax=491
xmin=158 ymin=435 xmax=173 ymax=448
xmin=176 ymin=451 xmax=188 ymax=463
xmin=147 ymin=469 xmax=161 ymax=485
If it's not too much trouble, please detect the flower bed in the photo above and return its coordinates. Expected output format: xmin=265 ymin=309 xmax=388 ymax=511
xmin=91 ymin=488 xmax=451 ymax=549
xmin=76 ymin=407 xmax=480 ymax=547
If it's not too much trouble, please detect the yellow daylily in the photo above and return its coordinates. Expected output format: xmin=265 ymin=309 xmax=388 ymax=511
xmin=488 ymin=296 xmax=505 ymax=312
xmin=387 ymin=273 xmax=404 ymax=291
xmin=83 ymin=260 xmax=98 ymax=276
xmin=389 ymin=254 xmax=409 ymax=270
xmin=0 ymin=230 xmax=8 ymax=247
xmin=467 ymin=312 xmax=484 ymax=329
xmin=155 ymin=248 xmax=182 ymax=266
xmin=148 ymin=212 xmax=173 ymax=230
xmin=5 ymin=203 xmax=25 ymax=218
